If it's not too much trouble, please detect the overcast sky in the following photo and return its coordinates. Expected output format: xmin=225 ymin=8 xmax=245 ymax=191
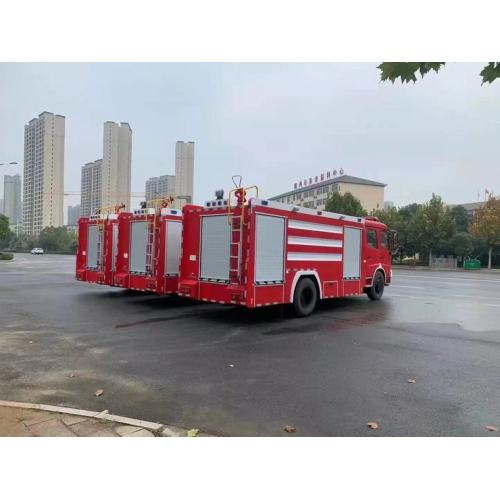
xmin=1 ymin=63 xmax=499 ymax=215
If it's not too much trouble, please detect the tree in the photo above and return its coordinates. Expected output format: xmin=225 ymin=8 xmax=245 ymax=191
xmin=325 ymin=191 xmax=367 ymax=217
xmin=449 ymin=205 xmax=472 ymax=232
xmin=378 ymin=62 xmax=500 ymax=85
xmin=449 ymin=232 xmax=475 ymax=261
xmin=407 ymin=194 xmax=455 ymax=265
xmin=393 ymin=203 xmax=421 ymax=258
xmin=10 ymin=232 xmax=38 ymax=252
xmin=372 ymin=206 xmax=401 ymax=230
xmin=470 ymin=196 xmax=500 ymax=269
xmin=0 ymin=214 xmax=12 ymax=248
xmin=38 ymin=226 xmax=71 ymax=252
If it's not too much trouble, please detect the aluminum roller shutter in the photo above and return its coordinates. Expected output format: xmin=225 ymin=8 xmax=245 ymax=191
xmin=112 ymin=223 xmax=118 ymax=271
xmin=165 ymin=220 xmax=182 ymax=275
xmin=200 ymin=215 xmax=230 ymax=281
xmin=255 ymin=214 xmax=285 ymax=283
xmin=87 ymin=225 xmax=100 ymax=269
xmin=129 ymin=221 xmax=148 ymax=274
xmin=343 ymin=227 xmax=361 ymax=279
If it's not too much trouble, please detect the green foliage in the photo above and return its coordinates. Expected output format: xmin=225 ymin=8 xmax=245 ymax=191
xmin=470 ymin=196 xmax=500 ymax=269
xmin=38 ymin=226 xmax=71 ymax=252
xmin=0 ymin=214 xmax=12 ymax=245
xmin=9 ymin=226 xmax=77 ymax=254
xmin=10 ymin=233 xmax=38 ymax=252
xmin=378 ymin=62 xmax=500 ymax=85
xmin=378 ymin=62 xmax=445 ymax=83
xmin=372 ymin=206 xmax=401 ymax=229
xmin=479 ymin=63 xmax=500 ymax=84
xmin=449 ymin=205 xmax=471 ymax=232
xmin=408 ymin=194 xmax=455 ymax=264
xmin=470 ymin=197 xmax=500 ymax=246
xmin=374 ymin=195 xmax=500 ymax=267
xmin=0 ymin=252 xmax=14 ymax=260
xmin=325 ymin=191 xmax=367 ymax=217
xmin=449 ymin=232 xmax=475 ymax=258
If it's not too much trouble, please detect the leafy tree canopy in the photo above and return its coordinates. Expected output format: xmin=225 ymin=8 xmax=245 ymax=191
xmin=0 ymin=214 xmax=12 ymax=245
xmin=378 ymin=62 xmax=500 ymax=84
xmin=449 ymin=205 xmax=471 ymax=232
xmin=470 ymin=196 xmax=500 ymax=246
xmin=324 ymin=191 xmax=367 ymax=217
xmin=407 ymin=194 xmax=455 ymax=264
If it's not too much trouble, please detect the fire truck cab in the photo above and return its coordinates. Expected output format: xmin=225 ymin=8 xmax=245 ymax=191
xmin=179 ymin=186 xmax=395 ymax=316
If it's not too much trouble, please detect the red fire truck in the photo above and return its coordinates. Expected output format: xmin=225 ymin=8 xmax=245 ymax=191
xmin=178 ymin=184 xmax=395 ymax=316
xmin=112 ymin=200 xmax=183 ymax=295
xmin=76 ymin=207 xmax=123 ymax=286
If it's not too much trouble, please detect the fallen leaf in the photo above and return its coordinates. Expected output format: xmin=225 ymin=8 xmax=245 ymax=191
xmin=486 ymin=425 xmax=498 ymax=432
xmin=367 ymin=422 xmax=379 ymax=430
xmin=187 ymin=428 xmax=200 ymax=437
xmin=407 ymin=379 xmax=416 ymax=384
xmin=95 ymin=389 xmax=104 ymax=397
xmin=284 ymin=425 xmax=297 ymax=433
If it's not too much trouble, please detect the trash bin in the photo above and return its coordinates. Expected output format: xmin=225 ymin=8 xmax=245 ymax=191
xmin=464 ymin=258 xmax=481 ymax=270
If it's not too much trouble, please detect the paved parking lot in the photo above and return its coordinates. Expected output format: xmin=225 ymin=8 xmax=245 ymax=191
xmin=1 ymin=253 xmax=499 ymax=436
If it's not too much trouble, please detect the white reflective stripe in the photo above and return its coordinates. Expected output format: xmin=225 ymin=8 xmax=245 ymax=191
xmin=288 ymin=220 xmax=343 ymax=234
xmin=288 ymin=252 xmax=342 ymax=261
xmin=288 ymin=236 xmax=342 ymax=247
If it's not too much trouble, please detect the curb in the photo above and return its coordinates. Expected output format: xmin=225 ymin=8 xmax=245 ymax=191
xmin=0 ymin=400 xmax=209 ymax=437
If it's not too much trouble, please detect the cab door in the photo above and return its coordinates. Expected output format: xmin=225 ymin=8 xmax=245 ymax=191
xmin=364 ymin=227 xmax=380 ymax=282
xmin=377 ymin=228 xmax=392 ymax=281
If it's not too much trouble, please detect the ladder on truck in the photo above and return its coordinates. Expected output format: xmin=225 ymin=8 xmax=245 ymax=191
xmin=96 ymin=213 xmax=106 ymax=273
xmin=229 ymin=207 xmax=244 ymax=285
xmin=227 ymin=179 xmax=259 ymax=285
xmin=145 ymin=215 xmax=156 ymax=276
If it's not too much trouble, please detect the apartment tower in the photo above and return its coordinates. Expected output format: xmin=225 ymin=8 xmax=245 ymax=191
xmin=23 ymin=112 xmax=65 ymax=234
xmin=3 ymin=173 xmax=22 ymax=225
xmin=174 ymin=141 xmax=194 ymax=208
xmin=80 ymin=159 xmax=102 ymax=217
xmin=101 ymin=121 xmax=132 ymax=211
xmin=145 ymin=174 xmax=176 ymax=203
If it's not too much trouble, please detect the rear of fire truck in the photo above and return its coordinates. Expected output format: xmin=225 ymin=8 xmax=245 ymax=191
xmin=76 ymin=205 xmax=124 ymax=286
xmin=113 ymin=198 xmax=182 ymax=294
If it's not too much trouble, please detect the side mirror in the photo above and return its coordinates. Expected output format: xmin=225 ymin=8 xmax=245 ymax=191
xmin=388 ymin=230 xmax=399 ymax=255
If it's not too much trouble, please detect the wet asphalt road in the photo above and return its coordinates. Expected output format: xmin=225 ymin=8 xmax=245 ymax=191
xmin=1 ymin=253 xmax=500 ymax=436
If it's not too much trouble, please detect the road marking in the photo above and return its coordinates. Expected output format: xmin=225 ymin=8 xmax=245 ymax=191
xmin=392 ymin=285 xmax=426 ymax=290
xmin=389 ymin=293 xmax=500 ymax=308
xmin=396 ymin=274 xmax=500 ymax=283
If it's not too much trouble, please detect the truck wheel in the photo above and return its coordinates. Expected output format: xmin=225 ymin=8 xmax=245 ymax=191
xmin=293 ymin=277 xmax=318 ymax=317
xmin=367 ymin=270 xmax=385 ymax=300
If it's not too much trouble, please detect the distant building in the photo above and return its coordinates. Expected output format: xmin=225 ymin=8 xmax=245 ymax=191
xmin=67 ymin=204 xmax=80 ymax=226
xmin=80 ymin=159 xmax=102 ymax=217
xmin=101 ymin=121 xmax=132 ymax=211
xmin=3 ymin=174 xmax=22 ymax=225
xmin=174 ymin=141 xmax=194 ymax=208
xmin=23 ymin=112 xmax=65 ymax=234
xmin=145 ymin=175 xmax=176 ymax=203
xmin=0 ymin=198 xmax=3 ymax=214
xmin=270 ymin=174 xmax=386 ymax=214
xmin=455 ymin=196 xmax=500 ymax=216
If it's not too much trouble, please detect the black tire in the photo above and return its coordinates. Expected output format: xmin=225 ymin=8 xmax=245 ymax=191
xmin=367 ymin=270 xmax=385 ymax=300
xmin=293 ymin=277 xmax=318 ymax=317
